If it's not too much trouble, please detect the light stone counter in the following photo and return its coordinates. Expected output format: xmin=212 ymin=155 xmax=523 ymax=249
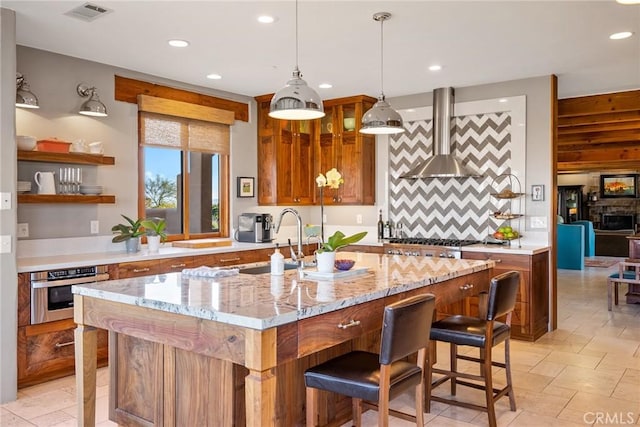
xmin=17 ymin=240 xmax=384 ymax=273
xmin=462 ymin=243 xmax=549 ymax=256
xmin=72 ymin=252 xmax=493 ymax=330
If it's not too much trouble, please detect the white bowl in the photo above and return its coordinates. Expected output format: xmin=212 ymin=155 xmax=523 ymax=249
xmin=16 ymin=135 xmax=37 ymax=151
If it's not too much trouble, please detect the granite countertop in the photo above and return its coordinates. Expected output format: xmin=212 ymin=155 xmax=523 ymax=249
xmin=72 ymin=252 xmax=494 ymax=330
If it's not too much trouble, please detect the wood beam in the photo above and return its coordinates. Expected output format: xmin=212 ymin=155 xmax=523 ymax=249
xmin=558 ymin=160 xmax=640 ymax=172
xmin=557 ymin=128 xmax=640 ymax=145
xmin=558 ymin=90 xmax=640 ymax=117
xmin=557 ymin=120 xmax=640 ymax=135
xmin=558 ymin=146 xmax=640 ymax=163
xmin=115 ymin=75 xmax=249 ymax=122
xmin=558 ymin=110 xmax=640 ymax=127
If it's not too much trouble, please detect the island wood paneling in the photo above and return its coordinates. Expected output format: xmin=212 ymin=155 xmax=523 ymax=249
xmin=557 ymin=90 xmax=640 ymax=171
xmin=115 ymin=75 xmax=248 ymax=122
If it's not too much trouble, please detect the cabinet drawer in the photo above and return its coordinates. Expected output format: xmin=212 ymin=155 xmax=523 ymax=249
xmin=297 ymin=299 xmax=386 ymax=357
xmin=156 ymin=256 xmax=198 ymax=273
xmin=117 ymin=260 xmax=161 ymax=278
xmin=18 ymin=319 xmax=108 ymax=387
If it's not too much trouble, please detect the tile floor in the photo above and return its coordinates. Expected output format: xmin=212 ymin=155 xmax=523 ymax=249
xmin=2 ymin=261 xmax=639 ymax=426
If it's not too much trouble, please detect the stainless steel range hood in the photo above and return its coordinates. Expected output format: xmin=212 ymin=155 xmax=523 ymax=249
xmin=401 ymin=87 xmax=481 ymax=179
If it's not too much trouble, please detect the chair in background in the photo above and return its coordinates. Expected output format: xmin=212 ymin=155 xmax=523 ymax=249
xmin=572 ymin=220 xmax=595 ymax=257
xmin=304 ymin=294 xmax=436 ymax=427
xmin=607 ymin=261 xmax=640 ymax=310
xmin=557 ymin=223 xmax=585 ymax=269
xmin=426 ymin=271 xmax=520 ymax=427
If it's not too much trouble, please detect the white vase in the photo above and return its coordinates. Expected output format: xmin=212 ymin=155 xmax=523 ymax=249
xmin=147 ymin=235 xmax=161 ymax=253
xmin=316 ymin=251 xmax=336 ymax=273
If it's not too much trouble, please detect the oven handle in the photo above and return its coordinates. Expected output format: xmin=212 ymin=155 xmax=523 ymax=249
xmin=31 ymin=273 xmax=110 ymax=289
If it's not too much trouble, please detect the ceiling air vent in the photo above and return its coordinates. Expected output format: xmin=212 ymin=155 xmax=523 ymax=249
xmin=64 ymin=2 xmax=112 ymax=22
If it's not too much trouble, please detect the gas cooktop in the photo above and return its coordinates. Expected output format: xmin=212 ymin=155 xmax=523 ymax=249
xmin=386 ymin=238 xmax=481 ymax=247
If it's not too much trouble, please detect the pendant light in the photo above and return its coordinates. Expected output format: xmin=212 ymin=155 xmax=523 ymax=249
xmin=360 ymin=12 xmax=404 ymax=135
xmin=16 ymin=73 xmax=40 ymax=109
xmin=269 ymin=0 xmax=324 ymax=120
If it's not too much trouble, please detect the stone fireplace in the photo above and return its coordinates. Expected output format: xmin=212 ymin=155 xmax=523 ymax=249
xmin=587 ymin=198 xmax=639 ymax=231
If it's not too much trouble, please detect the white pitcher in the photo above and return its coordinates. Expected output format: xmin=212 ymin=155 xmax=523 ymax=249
xmin=34 ymin=171 xmax=56 ymax=194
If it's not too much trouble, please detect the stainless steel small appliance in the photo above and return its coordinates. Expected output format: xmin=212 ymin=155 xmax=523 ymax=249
xmin=30 ymin=265 xmax=110 ymax=324
xmin=237 ymin=213 xmax=273 ymax=243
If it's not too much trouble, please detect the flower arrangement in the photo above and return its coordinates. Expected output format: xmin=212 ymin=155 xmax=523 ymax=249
xmin=316 ymin=168 xmax=344 ymax=241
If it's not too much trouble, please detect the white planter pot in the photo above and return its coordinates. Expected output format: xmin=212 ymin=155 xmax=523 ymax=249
xmin=316 ymin=251 xmax=336 ymax=273
xmin=147 ymin=235 xmax=161 ymax=253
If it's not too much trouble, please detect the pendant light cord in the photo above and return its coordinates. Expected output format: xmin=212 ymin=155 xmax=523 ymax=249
xmin=379 ymin=17 xmax=384 ymax=98
xmin=295 ymin=0 xmax=299 ymax=72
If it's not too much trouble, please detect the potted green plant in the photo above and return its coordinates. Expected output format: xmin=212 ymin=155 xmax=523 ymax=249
xmin=140 ymin=217 xmax=167 ymax=253
xmin=316 ymin=231 xmax=367 ymax=273
xmin=111 ymin=214 xmax=144 ymax=253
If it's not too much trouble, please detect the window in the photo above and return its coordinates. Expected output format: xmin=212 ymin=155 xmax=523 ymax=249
xmin=138 ymin=96 xmax=233 ymax=240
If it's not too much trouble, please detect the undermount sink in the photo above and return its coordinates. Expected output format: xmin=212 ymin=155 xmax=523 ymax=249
xmin=238 ymin=263 xmax=298 ymax=275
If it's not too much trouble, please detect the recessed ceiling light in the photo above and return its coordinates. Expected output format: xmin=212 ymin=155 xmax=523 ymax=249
xmin=499 ymin=98 xmax=508 ymax=103
xmin=168 ymin=39 xmax=189 ymax=48
xmin=206 ymin=73 xmax=222 ymax=80
xmin=610 ymin=31 xmax=633 ymax=40
xmin=616 ymin=0 xmax=640 ymax=4
xmin=257 ymin=15 xmax=275 ymax=24
xmin=428 ymin=65 xmax=442 ymax=72
xmin=318 ymin=83 xmax=332 ymax=89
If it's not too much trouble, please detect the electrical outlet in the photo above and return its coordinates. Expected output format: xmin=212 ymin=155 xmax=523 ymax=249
xmin=322 ymin=214 xmax=327 ymax=224
xmin=356 ymin=214 xmax=363 ymax=224
xmin=17 ymin=223 xmax=29 ymax=238
xmin=0 ymin=235 xmax=11 ymax=253
xmin=530 ymin=216 xmax=547 ymax=229
xmin=0 ymin=192 xmax=10 ymax=210
xmin=90 ymin=220 xmax=99 ymax=234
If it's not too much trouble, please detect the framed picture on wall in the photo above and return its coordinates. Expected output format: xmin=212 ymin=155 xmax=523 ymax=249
xmin=237 ymin=177 xmax=255 ymax=198
xmin=600 ymin=174 xmax=637 ymax=198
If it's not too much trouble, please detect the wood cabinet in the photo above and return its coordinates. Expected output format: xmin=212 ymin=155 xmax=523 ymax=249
xmin=17 ymin=272 xmax=109 ymax=388
xmin=17 ymin=150 xmax=116 ymax=204
xmin=317 ymin=96 xmax=376 ymax=205
xmin=255 ymin=95 xmax=315 ymax=205
xmin=255 ymin=94 xmax=376 ymax=206
xmin=462 ymin=250 xmax=549 ymax=341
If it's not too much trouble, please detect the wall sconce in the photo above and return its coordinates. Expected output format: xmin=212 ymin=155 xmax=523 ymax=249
xmin=77 ymin=84 xmax=108 ymax=117
xmin=16 ymin=73 xmax=40 ymax=109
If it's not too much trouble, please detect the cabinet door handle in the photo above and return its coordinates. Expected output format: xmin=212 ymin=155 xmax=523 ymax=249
xmin=219 ymin=257 xmax=241 ymax=263
xmin=55 ymin=341 xmax=74 ymax=348
xmin=460 ymin=284 xmax=474 ymax=291
xmin=337 ymin=319 xmax=361 ymax=329
xmin=133 ymin=267 xmax=150 ymax=273
xmin=170 ymin=263 xmax=186 ymax=268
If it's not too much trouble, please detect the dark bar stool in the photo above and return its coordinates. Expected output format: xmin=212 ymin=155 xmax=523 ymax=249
xmin=426 ymin=271 xmax=520 ymax=427
xmin=304 ymin=294 xmax=436 ymax=427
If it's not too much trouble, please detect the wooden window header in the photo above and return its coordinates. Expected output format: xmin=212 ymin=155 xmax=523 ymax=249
xmin=138 ymin=94 xmax=234 ymax=125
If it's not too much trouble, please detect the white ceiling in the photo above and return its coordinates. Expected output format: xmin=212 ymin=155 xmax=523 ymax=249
xmin=4 ymin=1 xmax=640 ymax=100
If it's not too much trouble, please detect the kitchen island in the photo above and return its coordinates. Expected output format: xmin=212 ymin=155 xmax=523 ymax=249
xmin=73 ymin=252 xmax=494 ymax=426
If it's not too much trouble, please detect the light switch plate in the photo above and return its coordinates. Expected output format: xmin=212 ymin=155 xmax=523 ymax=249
xmin=530 ymin=216 xmax=547 ymax=229
xmin=17 ymin=223 xmax=29 ymax=238
xmin=0 ymin=235 xmax=11 ymax=253
xmin=90 ymin=220 xmax=99 ymax=234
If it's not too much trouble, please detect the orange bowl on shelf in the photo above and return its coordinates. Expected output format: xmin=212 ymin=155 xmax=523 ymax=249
xmin=36 ymin=139 xmax=71 ymax=153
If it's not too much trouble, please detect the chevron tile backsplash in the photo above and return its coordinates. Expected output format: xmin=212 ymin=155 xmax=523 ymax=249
xmin=389 ymin=112 xmax=514 ymax=240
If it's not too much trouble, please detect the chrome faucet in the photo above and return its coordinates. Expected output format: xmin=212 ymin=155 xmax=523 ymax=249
xmin=275 ymin=208 xmax=305 ymax=267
